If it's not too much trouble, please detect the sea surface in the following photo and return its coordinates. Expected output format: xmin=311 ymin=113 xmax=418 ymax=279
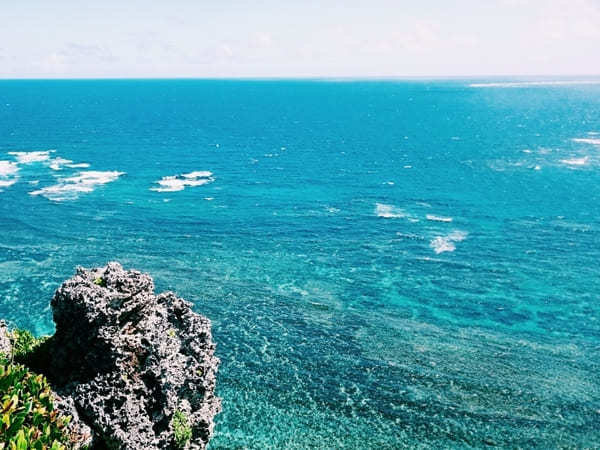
xmin=1 ymin=79 xmax=599 ymax=448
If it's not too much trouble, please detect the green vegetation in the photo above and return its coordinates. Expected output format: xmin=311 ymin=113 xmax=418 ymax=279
xmin=171 ymin=409 xmax=192 ymax=449
xmin=10 ymin=329 xmax=49 ymax=361
xmin=0 ymin=356 xmax=71 ymax=450
xmin=93 ymin=277 xmax=106 ymax=287
xmin=0 ymin=329 xmax=73 ymax=449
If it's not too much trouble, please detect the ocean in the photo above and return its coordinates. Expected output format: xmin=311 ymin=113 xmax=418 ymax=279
xmin=1 ymin=79 xmax=599 ymax=448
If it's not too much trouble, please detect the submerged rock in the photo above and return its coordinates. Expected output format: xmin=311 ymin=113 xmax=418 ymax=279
xmin=42 ymin=262 xmax=221 ymax=449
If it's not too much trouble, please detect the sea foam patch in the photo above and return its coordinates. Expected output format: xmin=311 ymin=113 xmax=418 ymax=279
xmin=0 ymin=178 xmax=18 ymax=188
xmin=49 ymin=157 xmax=74 ymax=170
xmin=8 ymin=150 xmax=54 ymax=164
xmin=29 ymin=170 xmax=125 ymax=201
xmin=375 ymin=203 xmax=408 ymax=219
xmin=49 ymin=156 xmax=91 ymax=170
xmin=560 ymin=156 xmax=589 ymax=166
xmin=0 ymin=161 xmax=19 ymax=177
xmin=151 ymin=171 xmax=214 ymax=192
xmin=572 ymin=138 xmax=600 ymax=146
xmin=0 ymin=161 xmax=20 ymax=190
xmin=426 ymin=214 xmax=453 ymax=223
xmin=430 ymin=230 xmax=468 ymax=254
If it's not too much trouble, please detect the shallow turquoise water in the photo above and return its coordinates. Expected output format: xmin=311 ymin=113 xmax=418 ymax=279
xmin=1 ymin=79 xmax=599 ymax=448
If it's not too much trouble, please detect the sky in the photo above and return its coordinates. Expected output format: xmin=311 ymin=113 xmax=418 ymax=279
xmin=1 ymin=0 xmax=599 ymax=78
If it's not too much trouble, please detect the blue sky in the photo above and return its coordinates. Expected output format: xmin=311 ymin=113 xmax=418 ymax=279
xmin=1 ymin=0 xmax=599 ymax=78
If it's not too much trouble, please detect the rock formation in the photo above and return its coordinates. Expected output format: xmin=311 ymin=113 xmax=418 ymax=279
xmin=0 ymin=321 xmax=11 ymax=356
xmin=37 ymin=262 xmax=221 ymax=449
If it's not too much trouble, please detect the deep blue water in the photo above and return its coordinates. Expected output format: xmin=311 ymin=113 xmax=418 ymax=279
xmin=1 ymin=79 xmax=600 ymax=448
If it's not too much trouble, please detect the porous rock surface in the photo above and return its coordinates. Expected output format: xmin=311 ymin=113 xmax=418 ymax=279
xmin=0 ymin=320 xmax=11 ymax=356
xmin=45 ymin=262 xmax=221 ymax=449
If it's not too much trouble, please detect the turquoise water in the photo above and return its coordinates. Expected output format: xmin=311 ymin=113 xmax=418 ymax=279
xmin=1 ymin=79 xmax=599 ymax=448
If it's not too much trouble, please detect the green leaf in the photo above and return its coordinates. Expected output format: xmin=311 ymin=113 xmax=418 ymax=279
xmin=15 ymin=429 xmax=27 ymax=450
xmin=50 ymin=440 xmax=65 ymax=450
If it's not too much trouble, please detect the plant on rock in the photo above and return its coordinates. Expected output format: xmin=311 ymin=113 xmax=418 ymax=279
xmin=10 ymin=329 xmax=49 ymax=361
xmin=171 ymin=409 xmax=192 ymax=449
xmin=0 ymin=356 xmax=71 ymax=450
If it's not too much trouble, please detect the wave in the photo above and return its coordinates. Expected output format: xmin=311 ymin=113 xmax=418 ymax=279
xmin=8 ymin=150 xmax=54 ymax=164
xmin=426 ymin=214 xmax=453 ymax=223
xmin=0 ymin=161 xmax=19 ymax=177
xmin=183 ymin=171 xmax=213 ymax=179
xmin=49 ymin=157 xmax=74 ymax=170
xmin=429 ymin=230 xmax=468 ymax=254
xmin=572 ymin=138 xmax=600 ymax=145
xmin=29 ymin=170 xmax=125 ymax=201
xmin=560 ymin=156 xmax=588 ymax=166
xmin=0 ymin=178 xmax=19 ymax=188
xmin=470 ymin=80 xmax=600 ymax=88
xmin=375 ymin=203 xmax=407 ymax=219
xmin=0 ymin=161 xmax=19 ymax=190
xmin=151 ymin=171 xmax=214 ymax=192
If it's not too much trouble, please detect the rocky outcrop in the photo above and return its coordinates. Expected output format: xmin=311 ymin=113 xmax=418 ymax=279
xmin=0 ymin=321 xmax=11 ymax=356
xmin=40 ymin=262 xmax=221 ymax=449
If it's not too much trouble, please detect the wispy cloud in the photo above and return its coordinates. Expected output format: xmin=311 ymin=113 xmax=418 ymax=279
xmin=1 ymin=0 xmax=599 ymax=78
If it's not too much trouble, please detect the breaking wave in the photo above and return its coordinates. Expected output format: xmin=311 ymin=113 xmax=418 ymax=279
xmin=151 ymin=171 xmax=214 ymax=192
xmin=430 ymin=230 xmax=468 ymax=254
xmin=29 ymin=171 xmax=125 ymax=201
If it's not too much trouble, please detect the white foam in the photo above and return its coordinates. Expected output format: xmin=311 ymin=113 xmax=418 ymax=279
xmin=182 ymin=171 xmax=213 ymax=178
xmin=430 ymin=237 xmax=455 ymax=254
xmin=151 ymin=171 xmax=214 ymax=193
xmin=0 ymin=161 xmax=19 ymax=177
xmin=470 ymin=80 xmax=600 ymax=88
xmin=66 ymin=163 xmax=91 ymax=168
xmin=426 ymin=214 xmax=453 ymax=223
xmin=0 ymin=161 xmax=19 ymax=190
xmin=447 ymin=230 xmax=468 ymax=242
xmin=429 ymin=230 xmax=468 ymax=254
xmin=29 ymin=170 xmax=125 ymax=201
xmin=8 ymin=151 xmax=53 ymax=164
xmin=375 ymin=203 xmax=407 ymax=219
xmin=560 ymin=156 xmax=588 ymax=166
xmin=62 ymin=171 xmax=124 ymax=185
xmin=0 ymin=178 xmax=18 ymax=188
xmin=49 ymin=157 xmax=74 ymax=171
xmin=572 ymin=138 xmax=600 ymax=145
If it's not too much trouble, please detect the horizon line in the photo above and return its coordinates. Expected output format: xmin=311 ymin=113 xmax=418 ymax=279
xmin=1 ymin=74 xmax=600 ymax=82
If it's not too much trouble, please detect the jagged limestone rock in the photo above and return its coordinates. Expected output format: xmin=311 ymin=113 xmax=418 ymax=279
xmin=0 ymin=320 xmax=11 ymax=356
xmin=45 ymin=262 xmax=221 ymax=449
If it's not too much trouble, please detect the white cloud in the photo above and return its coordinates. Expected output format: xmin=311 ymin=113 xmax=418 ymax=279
xmin=0 ymin=1 xmax=599 ymax=78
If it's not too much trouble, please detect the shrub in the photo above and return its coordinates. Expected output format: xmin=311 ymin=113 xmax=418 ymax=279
xmin=171 ymin=409 xmax=192 ymax=449
xmin=0 ymin=356 xmax=72 ymax=449
xmin=10 ymin=329 xmax=49 ymax=360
